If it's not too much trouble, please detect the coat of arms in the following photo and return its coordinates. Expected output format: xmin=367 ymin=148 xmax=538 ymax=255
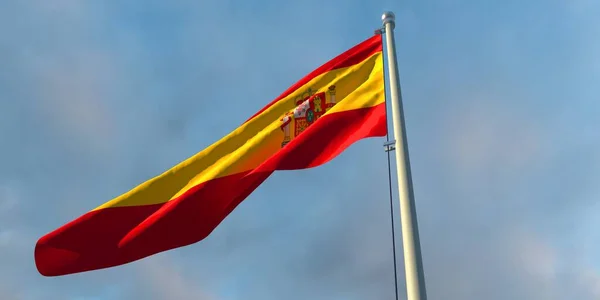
xmin=280 ymin=85 xmax=337 ymax=147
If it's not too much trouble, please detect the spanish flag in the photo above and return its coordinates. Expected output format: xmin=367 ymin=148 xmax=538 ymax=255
xmin=35 ymin=34 xmax=387 ymax=276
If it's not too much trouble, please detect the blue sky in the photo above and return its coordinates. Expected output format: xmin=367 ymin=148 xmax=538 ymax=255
xmin=1 ymin=0 xmax=599 ymax=299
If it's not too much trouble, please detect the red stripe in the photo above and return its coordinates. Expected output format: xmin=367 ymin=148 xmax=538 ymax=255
xmin=34 ymin=102 xmax=387 ymax=276
xmin=34 ymin=170 xmax=260 ymax=276
xmin=243 ymin=34 xmax=383 ymax=124
xmin=253 ymin=103 xmax=386 ymax=171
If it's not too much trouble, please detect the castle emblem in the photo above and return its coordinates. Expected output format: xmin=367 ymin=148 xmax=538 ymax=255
xmin=280 ymin=85 xmax=337 ymax=147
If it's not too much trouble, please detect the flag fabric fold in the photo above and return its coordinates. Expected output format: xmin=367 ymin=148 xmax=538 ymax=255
xmin=35 ymin=34 xmax=387 ymax=276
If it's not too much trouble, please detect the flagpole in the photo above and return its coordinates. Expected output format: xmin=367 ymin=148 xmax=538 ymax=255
xmin=381 ymin=11 xmax=428 ymax=300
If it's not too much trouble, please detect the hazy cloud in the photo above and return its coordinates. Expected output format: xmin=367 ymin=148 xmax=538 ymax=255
xmin=126 ymin=256 xmax=217 ymax=300
xmin=440 ymin=99 xmax=547 ymax=174
xmin=0 ymin=1 xmax=598 ymax=300
xmin=0 ymin=184 xmax=18 ymax=213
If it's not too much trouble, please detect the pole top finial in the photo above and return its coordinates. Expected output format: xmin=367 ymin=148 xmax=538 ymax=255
xmin=382 ymin=11 xmax=395 ymax=27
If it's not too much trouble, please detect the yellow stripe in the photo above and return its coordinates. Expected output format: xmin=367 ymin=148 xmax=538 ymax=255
xmin=95 ymin=51 xmax=383 ymax=210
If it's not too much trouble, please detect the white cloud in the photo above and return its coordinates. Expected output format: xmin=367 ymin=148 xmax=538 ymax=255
xmin=0 ymin=1 xmax=599 ymax=300
xmin=0 ymin=230 xmax=17 ymax=247
xmin=579 ymin=269 xmax=600 ymax=298
xmin=505 ymin=228 xmax=557 ymax=287
xmin=32 ymin=52 xmax=120 ymax=150
xmin=0 ymin=283 xmax=20 ymax=300
xmin=131 ymin=256 xmax=216 ymax=300
xmin=0 ymin=183 xmax=26 ymax=252
xmin=504 ymin=228 xmax=600 ymax=299
xmin=439 ymin=98 xmax=546 ymax=174
xmin=1 ymin=2 xmax=123 ymax=156
xmin=0 ymin=184 xmax=18 ymax=214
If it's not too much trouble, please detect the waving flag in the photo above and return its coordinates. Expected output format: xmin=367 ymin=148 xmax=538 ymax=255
xmin=35 ymin=34 xmax=386 ymax=276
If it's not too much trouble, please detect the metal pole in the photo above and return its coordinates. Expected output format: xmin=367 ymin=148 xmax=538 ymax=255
xmin=381 ymin=11 xmax=428 ymax=300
